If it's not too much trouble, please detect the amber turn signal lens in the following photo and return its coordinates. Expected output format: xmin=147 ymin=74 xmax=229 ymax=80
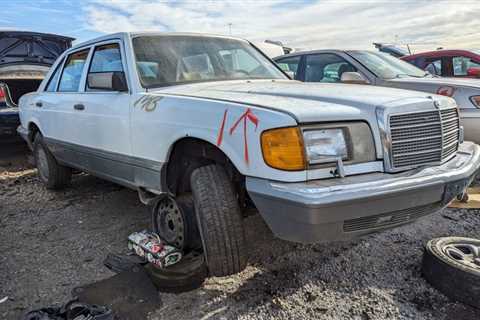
xmin=261 ymin=127 xmax=306 ymax=171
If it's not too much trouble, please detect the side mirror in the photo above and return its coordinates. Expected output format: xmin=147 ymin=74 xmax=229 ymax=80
xmin=467 ymin=67 xmax=480 ymax=78
xmin=340 ymin=72 xmax=369 ymax=84
xmin=87 ymin=71 xmax=128 ymax=92
xmin=284 ymin=70 xmax=295 ymax=79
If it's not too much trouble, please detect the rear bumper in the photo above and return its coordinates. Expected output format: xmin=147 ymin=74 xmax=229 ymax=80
xmin=0 ymin=113 xmax=20 ymax=138
xmin=246 ymin=142 xmax=480 ymax=243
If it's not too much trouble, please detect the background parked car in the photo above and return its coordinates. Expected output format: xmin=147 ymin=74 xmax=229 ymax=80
xmin=401 ymin=49 xmax=480 ymax=78
xmin=0 ymin=31 xmax=73 ymax=141
xmin=274 ymin=50 xmax=480 ymax=144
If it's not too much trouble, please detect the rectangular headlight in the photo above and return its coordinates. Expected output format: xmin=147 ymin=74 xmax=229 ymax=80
xmin=303 ymin=128 xmax=348 ymax=164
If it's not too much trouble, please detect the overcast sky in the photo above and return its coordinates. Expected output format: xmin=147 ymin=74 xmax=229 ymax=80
xmin=4 ymin=0 xmax=480 ymax=53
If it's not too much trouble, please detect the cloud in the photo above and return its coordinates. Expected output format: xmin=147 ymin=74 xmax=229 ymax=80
xmin=82 ymin=0 xmax=480 ymax=52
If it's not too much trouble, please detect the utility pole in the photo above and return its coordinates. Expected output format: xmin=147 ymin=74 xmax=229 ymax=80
xmin=228 ymin=23 xmax=232 ymax=35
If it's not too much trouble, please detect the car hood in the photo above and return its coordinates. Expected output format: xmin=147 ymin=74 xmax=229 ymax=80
xmin=388 ymin=76 xmax=480 ymax=89
xmin=155 ymin=80 xmax=443 ymax=123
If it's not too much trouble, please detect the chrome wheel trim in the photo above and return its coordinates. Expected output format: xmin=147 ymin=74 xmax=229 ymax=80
xmin=443 ymin=242 xmax=480 ymax=269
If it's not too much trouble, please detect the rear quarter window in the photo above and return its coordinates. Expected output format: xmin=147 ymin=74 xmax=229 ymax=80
xmin=45 ymin=58 xmax=64 ymax=92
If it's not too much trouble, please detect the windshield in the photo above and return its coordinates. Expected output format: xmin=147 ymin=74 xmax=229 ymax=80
xmin=349 ymin=51 xmax=427 ymax=79
xmin=132 ymin=35 xmax=286 ymax=88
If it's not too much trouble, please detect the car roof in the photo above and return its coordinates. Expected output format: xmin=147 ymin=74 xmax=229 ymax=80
xmin=273 ymin=49 xmax=373 ymax=60
xmin=403 ymin=49 xmax=479 ymax=59
xmin=70 ymin=32 xmax=249 ymax=52
xmin=273 ymin=49 xmax=345 ymax=60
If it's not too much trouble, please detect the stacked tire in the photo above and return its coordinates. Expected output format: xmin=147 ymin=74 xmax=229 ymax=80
xmin=422 ymin=237 xmax=480 ymax=309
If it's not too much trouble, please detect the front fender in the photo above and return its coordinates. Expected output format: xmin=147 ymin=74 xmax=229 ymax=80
xmin=131 ymin=93 xmax=307 ymax=182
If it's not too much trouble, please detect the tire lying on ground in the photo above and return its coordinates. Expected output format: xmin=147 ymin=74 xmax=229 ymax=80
xmin=145 ymin=251 xmax=208 ymax=293
xmin=422 ymin=237 xmax=480 ymax=309
xmin=190 ymin=164 xmax=248 ymax=277
xmin=33 ymin=133 xmax=71 ymax=189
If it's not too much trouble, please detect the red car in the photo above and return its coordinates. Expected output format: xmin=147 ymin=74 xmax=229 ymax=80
xmin=401 ymin=49 xmax=480 ymax=78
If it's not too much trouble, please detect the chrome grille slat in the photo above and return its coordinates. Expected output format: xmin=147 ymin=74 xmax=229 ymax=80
xmin=388 ymin=108 xmax=460 ymax=169
xmin=391 ymin=121 xmax=443 ymax=130
xmin=392 ymin=135 xmax=442 ymax=143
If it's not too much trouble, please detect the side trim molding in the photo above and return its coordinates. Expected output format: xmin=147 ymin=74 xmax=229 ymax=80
xmin=44 ymin=138 xmax=164 ymax=192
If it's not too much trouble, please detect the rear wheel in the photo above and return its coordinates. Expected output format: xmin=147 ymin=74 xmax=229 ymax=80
xmin=190 ymin=164 xmax=247 ymax=277
xmin=33 ymin=134 xmax=71 ymax=189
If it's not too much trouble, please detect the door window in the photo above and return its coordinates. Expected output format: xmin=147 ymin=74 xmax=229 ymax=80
xmin=305 ymin=54 xmax=357 ymax=82
xmin=453 ymin=56 xmax=480 ymax=76
xmin=87 ymin=43 xmax=125 ymax=91
xmin=89 ymin=43 xmax=124 ymax=73
xmin=275 ymin=56 xmax=301 ymax=78
xmin=45 ymin=58 xmax=64 ymax=92
xmin=58 ymin=49 xmax=90 ymax=92
xmin=425 ymin=59 xmax=442 ymax=75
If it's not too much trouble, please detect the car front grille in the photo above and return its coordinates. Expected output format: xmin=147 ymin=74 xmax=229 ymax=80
xmin=343 ymin=202 xmax=442 ymax=233
xmin=388 ymin=108 xmax=460 ymax=170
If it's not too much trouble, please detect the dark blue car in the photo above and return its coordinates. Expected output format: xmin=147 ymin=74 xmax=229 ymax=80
xmin=0 ymin=31 xmax=73 ymax=140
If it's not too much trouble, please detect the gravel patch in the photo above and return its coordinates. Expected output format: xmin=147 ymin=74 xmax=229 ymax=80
xmin=1 ymin=146 xmax=480 ymax=320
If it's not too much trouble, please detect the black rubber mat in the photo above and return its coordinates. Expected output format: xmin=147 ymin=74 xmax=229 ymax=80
xmin=72 ymin=266 xmax=160 ymax=320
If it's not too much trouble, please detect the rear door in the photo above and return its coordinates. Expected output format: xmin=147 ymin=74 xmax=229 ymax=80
xmin=49 ymin=47 xmax=91 ymax=149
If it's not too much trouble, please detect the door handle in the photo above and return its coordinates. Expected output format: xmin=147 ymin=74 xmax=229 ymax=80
xmin=73 ymin=104 xmax=85 ymax=111
xmin=35 ymin=101 xmax=43 ymax=108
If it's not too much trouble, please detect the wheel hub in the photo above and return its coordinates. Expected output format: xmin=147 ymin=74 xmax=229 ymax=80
xmin=443 ymin=242 xmax=480 ymax=269
xmin=154 ymin=197 xmax=185 ymax=249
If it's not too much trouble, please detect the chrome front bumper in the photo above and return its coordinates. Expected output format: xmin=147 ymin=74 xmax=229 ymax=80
xmin=246 ymin=142 xmax=480 ymax=243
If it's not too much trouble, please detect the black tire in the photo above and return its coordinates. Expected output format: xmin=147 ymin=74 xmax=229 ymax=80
xmin=145 ymin=252 xmax=207 ymax=293
xmin=152 ymin=194 xmax=202 ymax=251
xmin=190 ymin=164 xmax=247 ymax=277
xmin=422 ymin=237 xmax=480 ymax=309
xmin=33 ymin=134 xmax=71 ymax=189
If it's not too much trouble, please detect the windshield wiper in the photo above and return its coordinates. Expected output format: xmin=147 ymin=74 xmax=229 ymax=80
xmin=394 ymin=74 xmax=411 ymax=78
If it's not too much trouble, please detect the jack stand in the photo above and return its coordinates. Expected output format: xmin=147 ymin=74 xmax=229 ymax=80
xmin=457 ymin=191 xmax=470 ymax=203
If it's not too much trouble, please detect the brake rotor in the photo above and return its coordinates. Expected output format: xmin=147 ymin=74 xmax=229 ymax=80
xmin=153 ymin=197 xmax=185 ymax=249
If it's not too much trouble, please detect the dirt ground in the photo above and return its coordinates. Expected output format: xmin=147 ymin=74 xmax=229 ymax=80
xmin=1 ymin=141 xmax=480 ymax=320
